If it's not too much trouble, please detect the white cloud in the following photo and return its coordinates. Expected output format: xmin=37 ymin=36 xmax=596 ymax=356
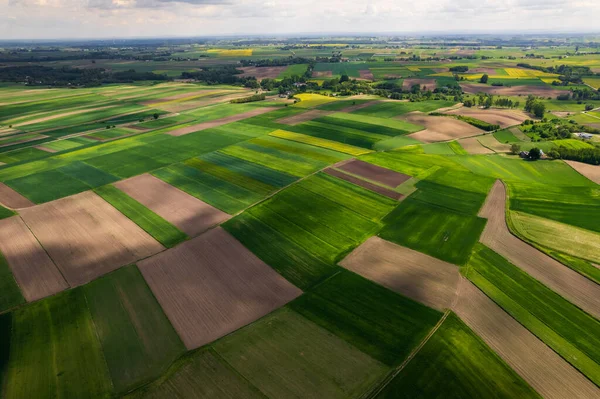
xmin=0 ymin=0 xmax=599 ymax=39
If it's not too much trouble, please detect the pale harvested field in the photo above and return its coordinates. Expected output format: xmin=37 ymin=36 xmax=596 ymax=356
xmin=138 ymin=227 xmax=302 ymax=349
xmin=477 ymin=134 xmax=511 ymax=153
xmin=324 ymin=168 xmax=403 ymax=200
xmin=0 ymin=216 xmax=68 ymax=301
xmin=457 ymin=137 xmax=495 ymax=154
xmin=157 ymin=92 xmax=251 ymax=113
xmin=341 ymin=237 xmax=459 ymax=310
xmin=239 ymin=66 xmax=287 ymax=80
xmin=114 ymin=173 xmax=230 ymax=236
xmin=166 ymin=107 xmax=277 ymax=136
xmin=358 ymin=70 xmax=374 ymax=80
xmin=34 ymin=145 xmax=58 ymax=153
xmin=13 ymin=105 xmax=116 ymax=127
xmin=460 ymin=83 xmax=565 ymax=97
xmin=312 ymin=70 xmax=333 ymax=78
xmin=403 ymin=112 xmax=483 ymax=143
xmin=0 ymin=182 xmax=35 ymax=209
xmin=479 ymin=180 xmax=600 ymax=319
xmin=276 ymin=109 xmax=333 ymax=125
xmin=454 ymin=278 xmax=600 ymax=399
xmin=337 ymin=159 xmax=411 ymax=187
xmin=20 ymin=191 xmax=164 ymax=287
xmin=445 ymin=107 xmax=531 ymax=128
xmin=564 ymin=160 xmax=600 ymax=184
xmin=402 ymin=78 xmax=437 ymax=91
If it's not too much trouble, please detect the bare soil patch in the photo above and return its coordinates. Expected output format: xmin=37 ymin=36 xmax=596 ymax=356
xmin=166 ymin=107 xmax=277 ymax=136
xmin=141 ymin=90 xmax=223 ymax=106
xmin=312 ymin=70 xmax=333 ymax=78
xmin=239 ymin=66 xmax=287 ymax=80
xmin=551 ymin=111 xmax=573 ymax=118
xmin=470 ymin=67 xmax=497 ymax=74
xmin=402 ymin=78 xmax=437 ymax=91
xmin=564 ymin=160 xmax=600 ymax=184
xmin=454 ymin=278 xmax=600 ymax=399
xmin=0 ymin=134 xmax=48 ymax=149
xmin=358 ymin=70 xmax=374 ymax=80
xmin=0 ymin=216 xmax=68 ymax=301
xmin=324 ymin=168 xmax=403 ymax=200
xmin=403 ymin=112 xmax=482 ymax=143
xmin=114 ymin=173 xmax=230 ymax=236
xmin=14 ymin=105 xmax=116 ymax=128
xmin=337 ymin=100 xmax=381 ymax=113
xmin=34 ymin=145 xmax=58 ymax=153
xmin=138 ymin=227 xmax=302 ymax=349
xmin=337 ymin=159 xmax=411 ymax=187
xmin=460 ymin=83 xmax=564 ymax=97
xmin=276 ymin=109 xmax=333 ymax=125
xmin=457 ymin=137 xmax=494 ymax=154
xmin=0 ymin=182 xmax=35 ymax=209
xmin=19 ymin=191 xmax=164 ymax=287
xmin=445 ymin=107 xmax=531 ymax=128
xmin=479 ymin=180 xmax=600 ymax=319
xmin=341 ymin=236 xmax=459 ymax=310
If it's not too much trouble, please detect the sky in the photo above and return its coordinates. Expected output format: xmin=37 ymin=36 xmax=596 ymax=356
xmin=1 ymin=0 xmax=599 ymax=40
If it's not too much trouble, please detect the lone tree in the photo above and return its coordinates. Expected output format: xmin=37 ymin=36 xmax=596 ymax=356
xmin=153 ymin=113 xmax=159 ymax=120
xmin=510 ymin=143 xmax=521 ymax=154
xmin=528 ymin=147 xmax=542 ymax=160
xmin=531 ymin=102 xmax=546 ymax=118
xmin=480 ymin=74 xmax=489 ymax=84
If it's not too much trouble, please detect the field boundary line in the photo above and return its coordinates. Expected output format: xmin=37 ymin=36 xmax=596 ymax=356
xmin=360 ymin=309 xmax=451 ymax=399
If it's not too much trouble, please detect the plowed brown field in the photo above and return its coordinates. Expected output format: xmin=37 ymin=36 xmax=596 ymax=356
xmin=114 ymin=173 xmax=230 ymax=236
xmin=276 ymin=110 xmax=333 ymax=125
xmin=445 ymin=107 xmax=530 ymax=128
xmin=337 ymin=159 xmax=411 ymax=187
xmin=564 ymin=160 xmax=600 ymax=184
xmin=340 ymin=237 xmax=459 ymax=310
xmin=138 ymin=227 xmax=302 ymax=349
xmin=19 ymin=191 xmax=164 ymax=287
xmin=0 ymin=216 xmax=67 ymax=301
xmin=0 ymin=182 xmax=35 ymax=209
xmin=403 ymin=112 xmax=482 ymax=143
xmin=457 ymin=137 xmax=494 ymax=154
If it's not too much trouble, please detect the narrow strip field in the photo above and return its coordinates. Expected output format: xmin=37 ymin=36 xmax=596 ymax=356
xmin=324 ymin=168 xmax=403 ymax=200
xmin=114 ymin=173 xmax=230 ymax=237
xmin=453 ymin=278 xmax=600 ymax=399
xmin=19 ymin=191 xmax=164 ymax=287
xmin=445 ymin=107 xmax=531 ymax=128
xmin=138 ymin=227 xmax=302 ymax=349
xmin=0 ymin=216 xmax=67 ymax=301
xmin=479 ymin=180 xmax=600 ymax=319
xmin=166 ymin=107 xmax=277 ymax=136
xmin=340 ymin=237 xmax=460 ymax=310
xmin=276 ymin=109 xmax=332 ymax=125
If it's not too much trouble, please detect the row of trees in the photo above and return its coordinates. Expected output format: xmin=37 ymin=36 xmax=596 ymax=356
xmin=548 ymin=146 xmax=600 ymax=165
xmin=524 ymin=95 xmax=547 ymax=117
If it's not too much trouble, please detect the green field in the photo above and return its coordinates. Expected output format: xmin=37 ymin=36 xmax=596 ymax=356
xmin=380 ymin=197 xmax=487 ymax=265
xmin=493 ymin=129 xmax=521 ymax=143
xmin=376 ymin=313 xmax=540 ymax=399
xmin=0 ymin=251 xmax=24 ymax=312
xmin=95 ymin=185 xmax=187 ymax=248
xmin=84 ymin=266 xmax=186 ymax=393
xmin=1 ymin=290 xmax=112 ymax=399
xmin=352 ymin=100 xmax=456 ymax=118
xmin=290 ymin=270 xmax=442 ymax=366
xmin=213 ymin=307 xmax=388 ymax=399
xmin=467 ymin=244 xmax=600 ymax=386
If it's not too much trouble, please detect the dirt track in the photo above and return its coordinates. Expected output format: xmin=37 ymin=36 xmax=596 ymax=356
xmin=0 ymin=216 xmax=68 ymax=301
xmin=19 ymin=191 xmax=164 ymax=287
xmin=445 ymin=107 xmax=531 ymax=128
xmin=138 ymin=227 xmax=302 ymax=349
xmin=166 ymin=107 xmax=277 ymax=136
xmin=564 ymin=160 xmax=600 ymax=184
xmin=454 ymin=278 xmax=600 ymax=399
xmin=276 ymin=110 xmax=332 ymax=125
xmin=115 ymin=173 xmax=230 ymax=236
xmin=340 ymin=237 xmax=459 ymax=310
xmin=457 ymin=137 xmax=494 ymax=154
xmin=403 ymin=112 xmax=483 ymax=143
xmin=337 ymin=159 xmax=411 ymax=187
xmin=0 ymin=182 xmax=35 ymax=209
xmin=479 ymin=180 xmax=600 ymax=319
